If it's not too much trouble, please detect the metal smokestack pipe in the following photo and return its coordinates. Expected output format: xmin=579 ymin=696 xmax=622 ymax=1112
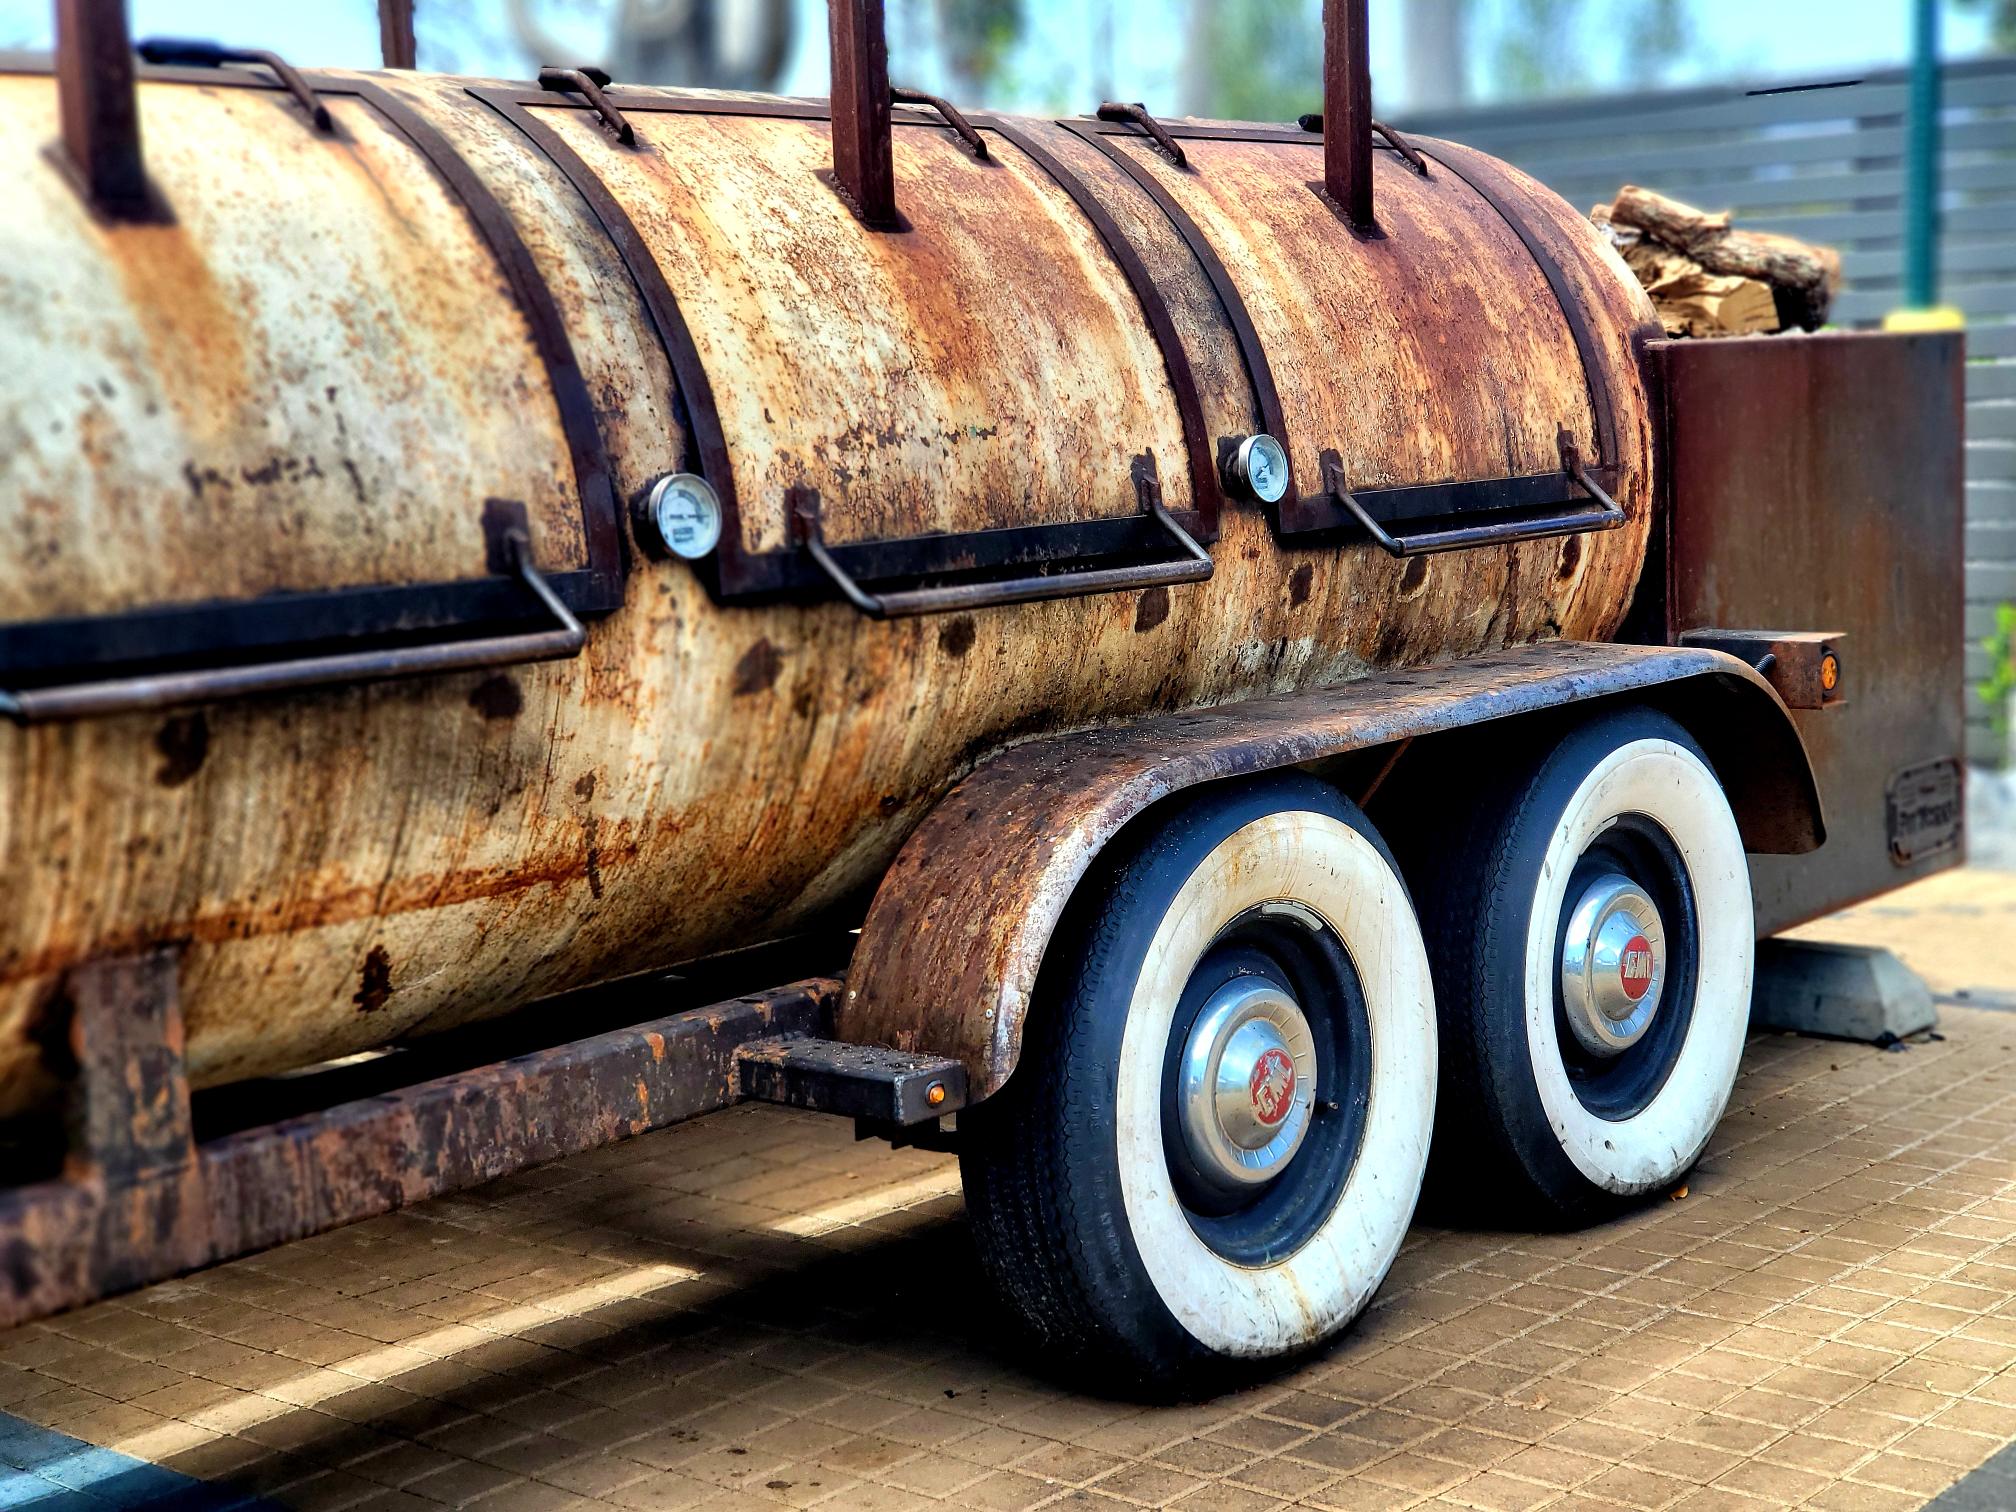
xmin=1323 ymin=0 xmax=1374 ymax=231
xmin=827 ymin=0 xmax=897 ymax=227
xmin=380 ymin=0 xmax=417 ymax=70
xmin=53 ymin=0 xmax=146 ymax=215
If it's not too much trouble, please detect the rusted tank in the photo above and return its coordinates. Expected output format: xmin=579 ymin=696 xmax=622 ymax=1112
xmin=0 ymin=28 xmax=1659 ymax=1120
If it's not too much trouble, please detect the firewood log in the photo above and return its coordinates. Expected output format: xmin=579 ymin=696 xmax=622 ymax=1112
xmin=1608 ymin=184 xmax=1840 ymax=328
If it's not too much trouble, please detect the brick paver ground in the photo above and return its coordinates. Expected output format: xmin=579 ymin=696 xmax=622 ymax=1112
xmin=3 ymin=870 xmax=2016 ymax=1511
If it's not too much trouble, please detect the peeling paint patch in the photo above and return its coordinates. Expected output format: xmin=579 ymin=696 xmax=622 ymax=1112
xmin=354 ymin=947 xmax=393 ymax=1014
xmin=153 ymin=713 xmax=209 ymax=788
xmin=1135 ymin=587 xmax=1171 ymax=634
xmin=733 ymin=639 xmax=784 ymax=695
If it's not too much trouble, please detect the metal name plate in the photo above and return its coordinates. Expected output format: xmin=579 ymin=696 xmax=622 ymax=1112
xmin=1886 ymin=757 xmax=1964 ymax=866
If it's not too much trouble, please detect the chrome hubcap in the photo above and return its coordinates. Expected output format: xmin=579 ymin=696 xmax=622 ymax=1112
xmin=1560 ymin=873 xmax=1667 ymax=1058
xmin=1176 ymin=978 xmax=1316 ymax=1191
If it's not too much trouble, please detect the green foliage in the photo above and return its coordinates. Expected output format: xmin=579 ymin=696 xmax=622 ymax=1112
xmin=1479 ymin=0 xmax=1700 ymax=101
xmin=1957 ymin=0 xmax=2016 ymax=53
xmin=1981 ymin=602 xmax=2016 ymax=737
xmin=935 ymin=0 xmax=1025 ymax=93
xmin=1189 ymin=0 xmax=1322 ymax=124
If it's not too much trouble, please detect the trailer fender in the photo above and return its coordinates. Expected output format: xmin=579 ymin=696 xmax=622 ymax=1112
xmin=838 ymin=640 xmax=1822 ymax=1103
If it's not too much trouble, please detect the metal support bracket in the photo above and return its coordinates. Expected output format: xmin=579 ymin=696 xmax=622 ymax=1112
xmin=735 ymin=1036 xmax=968 ymax=1126
xmin=1677 ymin=629 xmax=1847 ymax=710
xmin=792 ymin=457 xmax=1213 ymax=619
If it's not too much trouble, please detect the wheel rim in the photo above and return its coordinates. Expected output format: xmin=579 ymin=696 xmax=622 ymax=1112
xmin=1559 ymin=873 xmax=1667 ymax=1057
xmin=1174 ymin=977 xmax=1317 ymax=1192
xmin=1159 ymin=907 xmax=1372 ymax=1265
xmin=1550 ymin=814 xmax=1701 ymax=1122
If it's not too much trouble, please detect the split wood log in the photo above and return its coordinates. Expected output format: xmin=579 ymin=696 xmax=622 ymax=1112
xmin=1608 ymin=184 xmax=1841 ymax=329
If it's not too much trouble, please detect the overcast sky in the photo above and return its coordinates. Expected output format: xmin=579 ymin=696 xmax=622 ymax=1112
xmin=0 ymin=0 xmax=1997 ymax=113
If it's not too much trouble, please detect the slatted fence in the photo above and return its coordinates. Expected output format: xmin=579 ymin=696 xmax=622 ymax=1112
xmin=1402 ymin=59 xmax=2016 ymax=760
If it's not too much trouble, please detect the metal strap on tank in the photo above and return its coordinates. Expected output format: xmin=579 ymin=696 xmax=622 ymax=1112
xmin=1059 ymin=117 xmax=1296 ymax=510
xmin=352 ymin=78 xmax=625 ymax=606
xmin=1069 ymin=117 xmax=1629 ymax=549
xmin=471 ymin=88 xmax=746 ymax=589
xmin=478 ymin=89 xmax=1224 ymax=603
xmin=1411 ymin=135 xmax=1620 ymax=468
xmin=981 ymin=117 xmax=1222 ymax=541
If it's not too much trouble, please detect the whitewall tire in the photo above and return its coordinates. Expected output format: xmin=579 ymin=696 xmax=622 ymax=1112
xmin=960 ymin=774 xmax=1437 ymax=1388
xmin=1402 ymin=708 xmax=1752 ymax=1223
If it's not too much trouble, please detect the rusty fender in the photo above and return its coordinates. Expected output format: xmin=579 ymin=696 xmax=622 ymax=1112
xmin=837 ymin=640 xmax=1822 ymax=1100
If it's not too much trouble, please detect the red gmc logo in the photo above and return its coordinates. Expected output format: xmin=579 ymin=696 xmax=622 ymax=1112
xmin=1620 ymin=936 xmax=1655 ymax=1002
xmin=1250 ymin=1048 xmax=1297 ymax=1127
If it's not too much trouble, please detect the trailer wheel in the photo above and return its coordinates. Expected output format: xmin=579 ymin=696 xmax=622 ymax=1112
xmin=1411 ymin=708 xmax=1752 ymax=1224
xmin=960 ymin=775 xmax=1436 ymax=1388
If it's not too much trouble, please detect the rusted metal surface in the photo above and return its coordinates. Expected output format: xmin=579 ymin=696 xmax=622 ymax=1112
xmin=1094 ymin=123 xmax=1655 ymax=571
xmin=0 ymin=61 xmax=1661 ymax=1120
xmin=839 ymin=641 xmax=1822 ymax=1098
xmin=0 ymin=71 xmax=603 ymax=635
xmin=52 ymin=0 xmax=146 ymax=215
xmin=1659 ymin=332 xmax=1966 ymax=934
xmin=735 ymin=1034 xmax=967 ymax=1125
xmin=1676 ymin=629 xmax=1847 ymax=712
xmin=1 ymin=961 xmax=836 ymax=1326
xmin=827 ymin=0 xmax=896 ymax=226
xmin=1322 ymin=0 xmax=1374 ymax=229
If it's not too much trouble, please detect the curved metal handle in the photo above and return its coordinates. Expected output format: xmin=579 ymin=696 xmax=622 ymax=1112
xmin=892 ymin=86 xmax=988 ymax=159
xmin=539 ymin=66 xmax=636 ymax=145
xmin=137 ymin=38 xmax=332 ymax=131
xmin=1326 ymin=443 xmax=1625 ymax=560
xmin=797 ymin=493 xmax=1212 ymax=620
xmin=1096 ymin=102 xmax=1187 ymax=167
xmin=0 ymin=532 xmax=585 ymax=724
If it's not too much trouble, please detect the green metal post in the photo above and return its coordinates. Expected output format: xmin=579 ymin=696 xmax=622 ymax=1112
xmin=1904 ymin=0 xmax=1941 ymax=311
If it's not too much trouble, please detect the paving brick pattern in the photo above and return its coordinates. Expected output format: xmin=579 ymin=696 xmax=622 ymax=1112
xmin=2 ymin=876 xmax=2016 ymax=1511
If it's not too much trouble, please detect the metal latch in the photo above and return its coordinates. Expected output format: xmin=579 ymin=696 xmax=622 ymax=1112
xmin=137 ymin=38 xmax=333 ymax=133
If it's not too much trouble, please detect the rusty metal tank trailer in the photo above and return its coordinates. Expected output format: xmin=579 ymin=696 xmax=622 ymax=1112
xmin=0 ymin=0 xmax=1965 ymax=1390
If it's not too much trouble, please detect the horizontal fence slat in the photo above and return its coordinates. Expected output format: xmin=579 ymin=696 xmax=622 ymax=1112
xmin=1974 ymin=401 xmax=2016 ymax=438
xmin=1972 ymin=443 xmax=2016 ymax=482
xmin=1398 ymin=62 xmax=2015 ymax=147
xmin=1496 ymin=118 xmax=2016 ymax=190
xmin=1970 ymin=366 xmax=2016 ymax=401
